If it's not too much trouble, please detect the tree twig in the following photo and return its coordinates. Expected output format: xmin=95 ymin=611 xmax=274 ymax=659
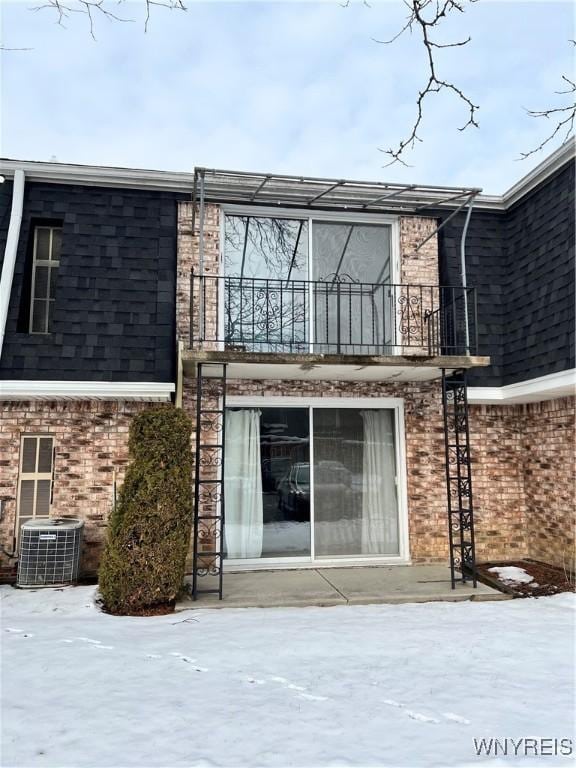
xmin=31 ymin=0 xmax=186 ymax=39
xmin=519 ymin=41 xmax=576 ymax=160
xmin=373 ymin=0 xmax=479 ymax=166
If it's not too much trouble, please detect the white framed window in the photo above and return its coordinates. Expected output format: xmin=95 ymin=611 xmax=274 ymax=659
xmin=17 ymin=436 xmax=55 ymax=530
xmin=29 ymin=225 xmax=62 ymax=334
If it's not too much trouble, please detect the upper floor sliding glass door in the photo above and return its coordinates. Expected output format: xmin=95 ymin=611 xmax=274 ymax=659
xmin=223 ymin=213 xmax=394 ymax=354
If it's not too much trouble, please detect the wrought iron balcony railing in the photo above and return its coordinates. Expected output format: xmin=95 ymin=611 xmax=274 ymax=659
xmin=189 ymin=274 xmax=478 ymax=357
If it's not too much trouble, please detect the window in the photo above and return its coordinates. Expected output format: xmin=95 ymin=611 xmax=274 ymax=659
xmin=29 ymin=226 xmax=62 ymax=334
xmin=17 ymin=436 xmax=54 ymax=529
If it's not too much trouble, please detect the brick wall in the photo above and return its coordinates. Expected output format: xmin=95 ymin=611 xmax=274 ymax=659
xmin=399 ymin=217 xmax=439 ymax=352
xmin=0 ymin=400 xmax=149 ymax=576
xmin=470 ymin=404 xmax=529 ymax=561
xmin=2 ymin=392 xmax=570 ymax=579
xmin=177 ymin=202 xmax=220 ymax=347
xmin=183 ymin=372 xmax=574 ymax=567
xmin=399 ymin=216 xmax=439 ymax=286
xmin=523 ymin=397 xmax=575 ymax=568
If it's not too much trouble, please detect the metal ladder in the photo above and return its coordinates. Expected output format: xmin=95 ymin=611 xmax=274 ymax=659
xmin=192 ymin=362 xmax=227 ymax=600
xmin=441 ymin=369 xmax=477 ymax=589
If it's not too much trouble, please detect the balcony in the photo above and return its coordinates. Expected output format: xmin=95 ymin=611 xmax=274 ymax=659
xmin=183 ymin=274 xmax=489 ymax=381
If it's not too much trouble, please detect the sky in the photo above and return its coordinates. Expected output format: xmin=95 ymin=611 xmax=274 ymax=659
xmin=0 ymin=0 xmax=574 ymax=194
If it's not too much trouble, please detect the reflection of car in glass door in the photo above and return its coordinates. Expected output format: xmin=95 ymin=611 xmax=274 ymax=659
xmin=262 ymin=456 xmax=292 ymax=492
xmin=277 ymin=463 xmax=310 ymax=520
xmin=314 ymin=461 xmax=355 ymax=519
xmin=278 ymin=460 xmax=358 ymax=522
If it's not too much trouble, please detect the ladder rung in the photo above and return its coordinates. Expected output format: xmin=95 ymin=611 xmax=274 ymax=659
xmin=199 ymin=443 xmax=223 ymax=449
xmin=197 ymin=515 xmax=222 ymax=521
xmin=196 ymin=552 xmax=223 ymax=557
xmin=196 ymin=478 xmax=223 ymax=484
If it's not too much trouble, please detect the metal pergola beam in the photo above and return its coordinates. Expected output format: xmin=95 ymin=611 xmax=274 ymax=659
xmin=415 ymin=190 xmax=472 ymax=212
xmin=250 ymin=174 xmax=271 ymax=201
xmin=362 ymin=184 xmax=417 ymax=208
xmin=414 ymin=194 xmax=476 ymax=252
xmin=307 ymin=180 xmax=345 ymax=204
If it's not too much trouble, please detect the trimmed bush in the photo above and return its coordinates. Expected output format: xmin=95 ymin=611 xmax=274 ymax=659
xmin=99 ymin=406 xmax=193 ymax=615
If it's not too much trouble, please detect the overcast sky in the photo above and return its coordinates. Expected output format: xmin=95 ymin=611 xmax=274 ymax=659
xmin=1 ymin=0 xmax=573 ymax=193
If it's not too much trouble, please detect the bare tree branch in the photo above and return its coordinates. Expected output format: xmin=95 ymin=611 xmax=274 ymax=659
xmin=31 ymin=0 xmax=186 ymax=39
xmin=520 ymin=41 xmax=576 ymax=160
xmin=374 ymin=0 xmax=479 ymax=166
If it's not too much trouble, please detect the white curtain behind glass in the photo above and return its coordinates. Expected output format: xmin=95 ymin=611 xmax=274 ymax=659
xmin=360 ymin=410 xmax=399 ymax=555
xmin=224 ymin=409 xmax=263 ymax=558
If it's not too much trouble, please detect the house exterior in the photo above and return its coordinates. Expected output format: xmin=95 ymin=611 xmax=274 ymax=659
xmin=0 ymin=167 xmax=187 ymax=577
xmin=0 ymin=142 xmax=574 ymax=591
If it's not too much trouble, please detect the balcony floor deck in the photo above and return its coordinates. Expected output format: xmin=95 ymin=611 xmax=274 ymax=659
xmin=182 ymin=349 xmax=491 ymax=381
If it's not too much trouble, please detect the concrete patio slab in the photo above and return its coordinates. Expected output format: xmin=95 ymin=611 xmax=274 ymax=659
xmin=178 ymin=565 xmax=508 ymax=610
xmin=319 ymin=565 xmax=504 ymax=604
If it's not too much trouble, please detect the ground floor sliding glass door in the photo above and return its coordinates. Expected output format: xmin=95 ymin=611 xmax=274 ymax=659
xmin=223 ymin=401 xmax=406 ymax=566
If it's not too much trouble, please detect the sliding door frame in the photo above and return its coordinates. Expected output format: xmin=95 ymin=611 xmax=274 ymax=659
xmin=225 ymin=395 xmax=410 ymax=570
xmin=219 ymin=207 xmax=401 ymax=354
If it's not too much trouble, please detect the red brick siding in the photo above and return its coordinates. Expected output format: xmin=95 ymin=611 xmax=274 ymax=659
xmin=0 ymin=400 xmax=149 ymax=575
xmin=523 ymin=397 xmax=575 ymax=568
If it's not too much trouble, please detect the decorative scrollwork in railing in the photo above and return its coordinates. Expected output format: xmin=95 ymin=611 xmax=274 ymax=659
xmin=196 ymin=559 xmax=220 ymax=577
xmin=191 ymin=274 xmax=478 ymax=356
xmin=199 ymin=414 xmax=223 ymax=434
xmin=199 ymin=447 xmax=223 ymax=468
xmin=448 ymin=446 xmax=469 ymax=466
xmin=397 ymin=294 xmax=421 ymax=339
xmin=254 ymin=287 xmax=282 ymax=333
xmin=321 ymin=272 xmax=359 ymax=284
xmin=199 ymin=483 xmax=222 ymax=506
xmin=198 ymin=521 xmax=222 ymax=543
xmin=447 ymin=413 xmax=468 ymax=434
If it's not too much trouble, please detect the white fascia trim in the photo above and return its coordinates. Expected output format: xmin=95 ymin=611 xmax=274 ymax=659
xmin=468 ymin=368 xmax=576 ymax=405
xmin=0 ymin=169 xmax=25 ymax=359
xmin=475 ymin=138 xmax=575 ymax=210
xmin=0 ymin=380 xmax=175 ymax=401
xmin=2 ymin=138 xmax=573 ymax=209
xmin=0 ymin=158 xmax=196 ymax=193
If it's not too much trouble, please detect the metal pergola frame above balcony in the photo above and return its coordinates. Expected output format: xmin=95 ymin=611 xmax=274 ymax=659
xmin=191 ymin=167 xmax=481 ymax=272
xmin=191 ymin=166 xmax=481 ymax=224
xmin=191 ymin=167 xmax=482 ymax=352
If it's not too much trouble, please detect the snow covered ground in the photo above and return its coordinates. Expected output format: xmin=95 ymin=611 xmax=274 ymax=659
xmin=1 ymin=586 xmax=574 ymax=768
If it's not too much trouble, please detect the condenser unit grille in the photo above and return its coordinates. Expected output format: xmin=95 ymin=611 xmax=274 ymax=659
xmin=17 ymin=519 xmax=83 ymax=587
